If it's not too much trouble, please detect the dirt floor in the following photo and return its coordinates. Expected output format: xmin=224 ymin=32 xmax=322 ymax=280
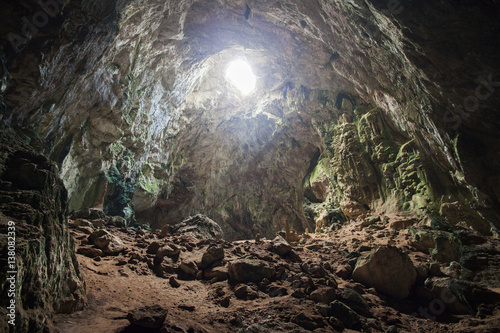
xmin=53 ymin=213 xmax=500 ymax=332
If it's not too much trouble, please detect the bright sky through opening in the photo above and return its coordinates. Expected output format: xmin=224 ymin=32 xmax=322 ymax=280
xmin=226 ymin=60 xmax=256 ymax=95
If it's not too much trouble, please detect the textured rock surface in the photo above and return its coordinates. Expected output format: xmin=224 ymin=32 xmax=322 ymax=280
xmin=352 ymin=246 xmax=417 ymax=299
xmin=0 ymin=129 xmax=85 ymax=332
xmin=51 ymin=212 xmax=500 ymax=332
xmin=227 ymin=258 xmax=275 ymax=283
xmin=170 ymin=214 xmax=223 ymax=239
xmin=1 ymin=0 xmax=499 ymax=240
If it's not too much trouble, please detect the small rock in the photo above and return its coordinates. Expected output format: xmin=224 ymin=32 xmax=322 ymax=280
xmin=291 ymin=312 xmax=325 ymax=330
xmin=127 ymin=305 xmax=168 ymax=329
xmin=267 ymin=285 xmax=288 ymax=297
xmin=90 ymin=218 xmax=106 ymax=228
xmin=315 ymin=303 xmax=331 ymax=317
xmin=336 ymin=265 xmax=353 ymax=280
xmin=254 ymin=233 xmax=261 ymax=243
xmin=443 ymin=261 xmax=462 ymax=278
xmin=147 ymin=241 xmax=161 ymax=254
xmin=309 ymin=287 xmax=336 ymax=304
xmin=178 ymin=304 xmax=195 ymax=312
xmin=339 ymin=288 xmax=371 ymax=317
xmin=116 ymin=258 xmax=127 ymax=266
xmin=429 ymin=262 xmax=445 ymax=277
xmin=357 ymin=245 xmax=372 ymax=252
xmin=159 ymin=224 xmax=170 ymax=238
xmin=291 ymin=289 xmax=307 ymax=299
xmin=157 ymin=245 xmax=180 ymax=259
xmin=288 ymin=250 xmax=302 ymax=262
xmin=234 ymin=285 xmax=258 ymax=300
xmin=308 ymin=264 xmax=329 ymax=278
xmin=361 ymin=215 xmax=380 ymax=227
xmin=329 ymin=300 xmax=363 ymax=330
xmin=179 ymin=260 xmax=198 ymax=275
xmin=169 ymin=276 xmax=180 ymax=288
xmin=218 ymin=296 xmax=231 ymax=308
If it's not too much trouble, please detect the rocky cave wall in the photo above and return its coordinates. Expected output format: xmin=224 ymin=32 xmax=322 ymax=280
xmin=0 ymin=129 xmax=85 ymax=332
xmin=1 ymin=0 xmax=499 ymax=240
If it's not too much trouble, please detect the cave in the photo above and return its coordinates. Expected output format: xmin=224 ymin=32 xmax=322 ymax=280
xmin=1 ymin=0 xmax=500 ymax=332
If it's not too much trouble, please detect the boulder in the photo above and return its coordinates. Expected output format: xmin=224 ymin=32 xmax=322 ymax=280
xmin=88 ymin=229 xmax=125 ymax=254
xmin=156 ymin=244 xmax=180 ymax=259
xmin=309 ymin=287 xmax=337 ymax=304
xmin=270 ymin=236 xmax=292 ymax=257
xmin=228 ymin=258 xmax=275 ymax=282
xmin=201 ymin=245 xmax=224 ymax=269
xmin=338 ymin=288 xmax=371 ymax=317
xmin=127 ymin=305 xmax=168 ymax=329
xmin=179 ymin=260 xmax=198 ymax=276
xmin=352 ymin=246 xmax=417 ymax=299
xmin=170 ymin=214 xmax=223 ymax=239
xmin=329 ymin=301 xmax=363 ymax=330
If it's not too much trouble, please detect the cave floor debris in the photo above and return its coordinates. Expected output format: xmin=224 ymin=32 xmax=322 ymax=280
xmin=54 ymin=214 xmax=500 ymax=332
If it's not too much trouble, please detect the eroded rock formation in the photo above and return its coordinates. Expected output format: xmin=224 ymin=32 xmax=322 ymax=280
xmin=0 ymin=130 xmax=85 ymax=332
xmin=1 ymin=1 xmax=500 ymax=330
xmin=1 ymin=0 xmax=499 ymax=240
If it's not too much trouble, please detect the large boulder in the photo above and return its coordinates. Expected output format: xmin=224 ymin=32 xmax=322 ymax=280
xmin=201 ymin=244 xmax=224 ymax=269
xmin=228 ymin=258 xmax=275 ymax=283
xmin=170 ymin=214 xmax=223 ymax=239
xmin=270 ymin=235 xmax=292 ymax=257
xmin=352 ymin=246 xmax=417 ymax=299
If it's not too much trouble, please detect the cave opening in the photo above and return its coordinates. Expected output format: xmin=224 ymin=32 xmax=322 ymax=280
xmin=225 ymin=59 xmax=256 ymax=95
xmin=1 ymin=0 xmax=500 ymax=332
